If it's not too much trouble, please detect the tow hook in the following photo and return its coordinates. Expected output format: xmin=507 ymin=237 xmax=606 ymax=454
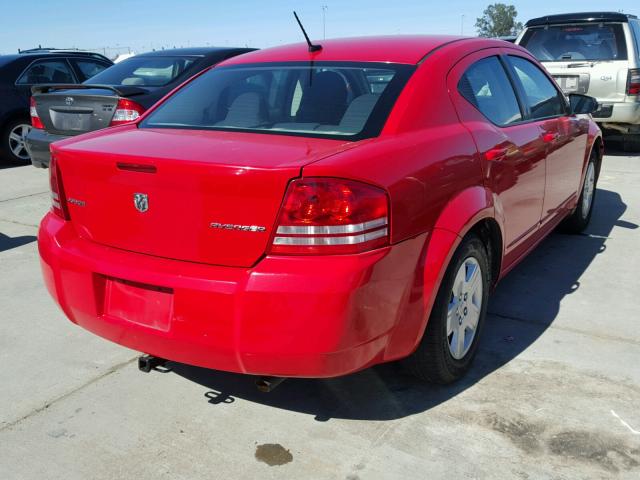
xmin=138 ymin=354 xmax=168 ymax=373
xmin=255 ymin=376 xmax=286 ymax=392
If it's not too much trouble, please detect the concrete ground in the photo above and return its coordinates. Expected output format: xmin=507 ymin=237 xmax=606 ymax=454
xmin=0 ymin=151 xmax=639 ymax=480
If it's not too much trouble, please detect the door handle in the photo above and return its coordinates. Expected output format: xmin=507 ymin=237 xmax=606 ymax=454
xmin=542 ymin=132 xmax=559 ymax=143
xmin=485 ymin=147 xmax=508 ymax=161
xmin=485 ymin=145 xmax=519 ymax=161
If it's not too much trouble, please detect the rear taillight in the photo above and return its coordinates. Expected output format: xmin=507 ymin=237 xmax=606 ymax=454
xmin=110 ymin=98 xmax=145 ymax=126
xmin=30 ymin=97 xmax=44 ymax=129
xmin=628 ymin=69 xmax=640 ymax=95
xmin=269 ymin=178 xmax=389 ymax=255
xmin=49 ymin=155 xmax=70 ymax=220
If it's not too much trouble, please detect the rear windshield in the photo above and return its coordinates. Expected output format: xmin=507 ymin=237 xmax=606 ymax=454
xmin=84 ymin=56 xmax=197 ymax=87
xmin=140 ymin=62 xmax=414 ymax=140
xmin=520 ymin=23 xmax=628 ymax=62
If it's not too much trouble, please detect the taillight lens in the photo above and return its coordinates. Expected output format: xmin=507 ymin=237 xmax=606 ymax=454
xmin=49 ymin=155 xmax=70 ymax=220
xmin=30 ymin=97 xmax=44 ymax=129
xmin=110 ymin=98 xmax=145 ymax=126
xmin=628 ymin=69 xmax=640 ymax=95
xmin=270 ymin=177 xmax=389 ymax=255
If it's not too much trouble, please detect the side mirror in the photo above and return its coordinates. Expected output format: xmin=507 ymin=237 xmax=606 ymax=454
xmin=569 ymin=94 xmax=599 ymax=115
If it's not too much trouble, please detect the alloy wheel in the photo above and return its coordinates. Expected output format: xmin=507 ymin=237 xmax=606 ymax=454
xmin=8 ymin=123 xmax=32 ymax=160
xmin=447 ymin=256 xmax=483 ymax=360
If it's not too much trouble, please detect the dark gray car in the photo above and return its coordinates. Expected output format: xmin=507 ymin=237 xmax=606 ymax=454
xmin=26 ymin=47 xmax=255 ymax=167
xmin=0 ymin=48 xmax=112 ymax=165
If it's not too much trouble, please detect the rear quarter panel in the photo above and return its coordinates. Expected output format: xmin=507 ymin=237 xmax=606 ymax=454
xmin=304 ymin=42 xmax=501 ymax=359
xmin=303 ymin=43 xmax=486 ymax=244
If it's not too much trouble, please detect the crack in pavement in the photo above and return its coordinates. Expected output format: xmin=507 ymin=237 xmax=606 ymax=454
xmin=0 ymin=356 xmax=138 ymax=433
xmin=0 ymin=218 xmax=39 ymax=229
xmin=0 ymin=191 xmax=48 ymax=204
xmin=601 ymin=169 xmax=640 ymax=175
xmin=488 ymin=311 xmax=640 ymax=347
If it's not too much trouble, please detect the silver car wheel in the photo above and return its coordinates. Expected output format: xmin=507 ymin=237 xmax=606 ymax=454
xmin=581 ymin=162 xmax=596 ymax=218
xmin=447 ymin=256 xmax=483 ymax=360
xmin=8 ymin=123 xmax=32 ymax=160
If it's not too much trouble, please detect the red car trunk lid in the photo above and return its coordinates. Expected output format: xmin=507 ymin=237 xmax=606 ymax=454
xmin=54 ymin=127 xmax=354 ymax=267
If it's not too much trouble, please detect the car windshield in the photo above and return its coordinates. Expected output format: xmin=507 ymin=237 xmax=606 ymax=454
xmin=84 ymin=55 xmax=197 ymax=87
xmin=140 ymin=62 xmax=414 ymax=140
xmin=520 ymin=23 xmax=628 ymax=62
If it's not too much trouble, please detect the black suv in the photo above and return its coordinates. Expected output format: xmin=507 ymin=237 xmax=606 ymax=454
xmin=0 ymin=48 xmax=113 ymax=164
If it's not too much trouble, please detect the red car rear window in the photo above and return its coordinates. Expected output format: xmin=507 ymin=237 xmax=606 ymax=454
xmin=141 ymin=62 xmax=415 ymax=141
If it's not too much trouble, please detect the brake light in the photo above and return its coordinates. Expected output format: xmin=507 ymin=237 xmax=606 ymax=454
xmin=270 ymin=178 xmax=389 ymax=255
xmin=628 ymin=69 xmax=640 ymax=95
xmin=110 ymin=98 xmax=145 ymax=126
xmin=49 ymin=155 xmax=70 ymax=220
xmin=30 ymin=97 xmax=44 ymax=129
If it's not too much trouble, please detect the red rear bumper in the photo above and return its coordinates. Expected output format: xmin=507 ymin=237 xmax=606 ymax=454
xmin=39 ymin=213 xmax=426 ymax=377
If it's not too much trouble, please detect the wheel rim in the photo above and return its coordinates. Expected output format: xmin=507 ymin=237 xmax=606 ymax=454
xmin=8 ymin=123 xmax=32 ymax=160
xmin=581 ymin=162 xmax=596 ymax=218
xmin=447 ymin=257 xmax=483 ymax=360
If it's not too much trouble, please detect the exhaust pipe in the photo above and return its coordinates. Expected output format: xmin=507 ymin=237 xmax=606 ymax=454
xmin=255 ymin=376 xmax=286 ymax=393
xmin=138 ymin=354 xmax=167 ymax=373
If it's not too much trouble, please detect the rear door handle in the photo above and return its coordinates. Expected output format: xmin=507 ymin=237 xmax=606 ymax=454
xmin=485 ymin=145 xmax=519 ymax=161
xmin=486 ymin=148 xmax=508 ymax=161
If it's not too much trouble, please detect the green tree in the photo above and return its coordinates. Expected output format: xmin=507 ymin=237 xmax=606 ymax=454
xmin=475 ymin=3 xmax=523 ymax=37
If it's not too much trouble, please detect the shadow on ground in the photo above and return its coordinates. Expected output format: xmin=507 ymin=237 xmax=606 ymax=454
xmin=603 ymin=134 xmax=640 ymax=157
xmin=0 ymin=159 xmax=30 ymax=170
xmin=0 ymin=232 xmax=37 ymax=252
xmin=168 ymin=187 xmax=636 ymax=421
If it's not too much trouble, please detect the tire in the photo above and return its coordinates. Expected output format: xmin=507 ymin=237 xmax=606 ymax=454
xmin=622 ymin=133 xmax=640 ymax=153
xmin=0 ymin=118 xmax=32 ymax=165
xmin=405 ymin=234 xmax=490 ymax=384
xmin=561 ymin=150 xmax=597 ymax=234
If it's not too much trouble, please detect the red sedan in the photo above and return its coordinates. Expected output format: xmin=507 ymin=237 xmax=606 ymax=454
xmin=39 ymin=36 xmax=603 ymax=384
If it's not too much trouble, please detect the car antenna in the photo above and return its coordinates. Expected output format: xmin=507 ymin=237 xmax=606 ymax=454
xmin=293 ymin=11 xmax=322 ymax=52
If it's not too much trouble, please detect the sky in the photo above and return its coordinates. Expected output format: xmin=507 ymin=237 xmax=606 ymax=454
xmin=0 ymin=0 xmax=638 ymax=56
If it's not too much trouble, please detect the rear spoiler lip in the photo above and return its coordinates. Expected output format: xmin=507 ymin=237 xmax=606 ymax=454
xmin=31 ymin=83 xmax=148 ymax=97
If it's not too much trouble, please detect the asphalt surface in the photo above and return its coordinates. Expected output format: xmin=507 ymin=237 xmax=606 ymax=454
xmin=1 ymin=151 xmax=639 ymax=479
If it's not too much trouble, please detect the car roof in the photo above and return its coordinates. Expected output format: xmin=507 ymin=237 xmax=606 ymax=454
xmin=0 ymin=51 xmax=112 ymax=66
xmin=137 ymin=47 xmax=256 ymax=57
xmin=525 ymin=12 xmax=638 ymax=27
xmin=221 ymin=35 xmax=475 ymax=66
xmin=0 ymin=52 xmax=108 ymax=68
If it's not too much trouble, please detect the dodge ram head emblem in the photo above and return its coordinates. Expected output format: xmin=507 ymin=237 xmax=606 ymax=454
xmin=133 ymin=193 xmax=149 ymax=212
xmin=65 ymin=97 xmax=74 ymax=106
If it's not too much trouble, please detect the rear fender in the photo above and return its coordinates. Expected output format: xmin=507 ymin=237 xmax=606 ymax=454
xmin=384 ymin=186 xmax=502 ymax=359
xmin=425 ymin=185 xmax=501 ymax=310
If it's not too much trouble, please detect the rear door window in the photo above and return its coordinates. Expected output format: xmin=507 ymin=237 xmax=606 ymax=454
xmin=507 ymin=56 xmax=566 ymax=120
xmin=16 ymin=59 xmax=75 ymax=84
xmin=519 ymin=23 xmax=628 ymax=62
xmin=72 ymin=59 xmax=110 ymax=80
xmin=458 ymin=56 xmax=523 ymax=126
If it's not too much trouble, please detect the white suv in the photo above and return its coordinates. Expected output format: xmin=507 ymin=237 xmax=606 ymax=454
xmin=517 ymin=12 xmax=640 ymax=151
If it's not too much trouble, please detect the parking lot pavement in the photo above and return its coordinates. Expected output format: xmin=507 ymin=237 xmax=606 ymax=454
xmin=1 ymin=153 xmax=639 ymax=480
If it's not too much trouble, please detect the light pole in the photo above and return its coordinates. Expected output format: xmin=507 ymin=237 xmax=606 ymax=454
xmin=322 ymin=5 xmax=328 ymax=39
xmin=461 ymin=14 xmax=465 ymax=35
